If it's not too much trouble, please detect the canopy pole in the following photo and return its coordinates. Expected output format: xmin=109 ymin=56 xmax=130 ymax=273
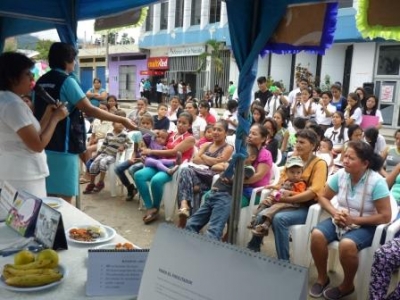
xmin=227 ymin=0 xmax=260 ymax=245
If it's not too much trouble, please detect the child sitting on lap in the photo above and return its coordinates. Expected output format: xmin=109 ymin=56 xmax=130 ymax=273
xmin=84 ymin=111 xmax=132 ymax=194
xmin=249 ymin=156 xmax=306 ymax=236
xmin=142 ymin=129 xmax=182 ymax=175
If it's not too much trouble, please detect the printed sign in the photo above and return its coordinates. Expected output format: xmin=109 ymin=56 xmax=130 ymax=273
xmin=168 ymin=46 xmax=205 ymax=57
xmin=147 ymin=57 xmax=169 ymax=70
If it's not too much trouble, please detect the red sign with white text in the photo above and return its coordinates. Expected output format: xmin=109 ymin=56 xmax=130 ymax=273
xmin=140 ymin=70 xmax=165 ymax=76
xmin=147 ymin=57 xmax=169 ymax=70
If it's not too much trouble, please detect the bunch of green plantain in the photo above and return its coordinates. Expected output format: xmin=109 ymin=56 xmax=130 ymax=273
xmin=2 ymin=249 xmax=63 ymax=287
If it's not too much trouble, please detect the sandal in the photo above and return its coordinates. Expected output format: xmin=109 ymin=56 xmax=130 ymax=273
xmin=83 ymin=183 xmax=95 ymax=194
xmin=177 ymin=208 xmax=190 ymax=228
xmin=252 ymin=223 xmax=269 ymax=237
xmin=143 ymin=210 xmax=159 ymax=224
xmin=80 ymin=177 xmax=90 ymax=184
xmin=93 ymin=182 xmax=105 ymax=193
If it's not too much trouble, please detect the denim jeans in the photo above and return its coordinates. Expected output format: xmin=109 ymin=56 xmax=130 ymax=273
xmin=114 ymin=161 xmax=143 ymax=188
xmin=248 ymin=206 xmax=309 ymax=260
xmin=134 ymin=167 xmax=172 ymax=210
xmin=186 ymin=190 xmax=231 ymax=240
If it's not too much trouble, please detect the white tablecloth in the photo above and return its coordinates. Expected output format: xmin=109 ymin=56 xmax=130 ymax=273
xmin=0 ymin=200 xmax=137 ymax=299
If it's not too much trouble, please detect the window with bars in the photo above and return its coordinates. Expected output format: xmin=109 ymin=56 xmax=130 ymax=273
xmin=160 ymin=2 xmax=168 ymax=30
xmin=209 ymin=0 xmax=221 ymax=24
xmin=191 ymin=0 xmax=201 ymax=26
xmin=175 ymin=0 xmax=184 ymax=28
xmin=145 ymin=6 xmax=154 ymax=31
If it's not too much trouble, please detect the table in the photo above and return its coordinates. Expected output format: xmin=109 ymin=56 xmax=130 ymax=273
xmin=0 ymin=200 xmax=138 ymax=299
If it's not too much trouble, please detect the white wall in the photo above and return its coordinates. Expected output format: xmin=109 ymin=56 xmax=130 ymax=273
xmin=270 ymin=54 xmax=292 ymax=91
xmin=321 ymin=44 xmax=347 ymax=89
xmin=349 ymin=42 xmax=376 ymax=91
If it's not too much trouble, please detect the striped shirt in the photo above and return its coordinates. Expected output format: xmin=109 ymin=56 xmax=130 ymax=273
xmin=99 ymin=130 xmax=132 ymax=157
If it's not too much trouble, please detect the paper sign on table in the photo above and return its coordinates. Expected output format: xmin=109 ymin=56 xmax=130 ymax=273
xmin=0 ymin=181 xmax=18 ymax=221
xmin=138 ymin=224 xmax=308 ymax=300
xmin=34 ymin=203 xmax=68 ymax=250
xmin=86 ymin=249 xmax=149 ymax=297
xmin=5 ymin=190 xmax=41 ymax=237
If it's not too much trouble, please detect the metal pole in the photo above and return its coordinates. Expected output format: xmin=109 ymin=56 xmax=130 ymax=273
xmin=227 ymin=0 xmax=260 ymax=245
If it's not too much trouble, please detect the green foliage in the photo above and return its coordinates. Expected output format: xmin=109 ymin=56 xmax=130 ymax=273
xmin=196 ymin=39 xmax=225 ymax=74
xmin=4 ymin=38 xmax=17 ymax=52
xmin=35 ymin=40 xmax=54 ymax=60
xmin=295 ymin=63 xmax=314 ymax=86
xmin=319 ymin=74 xmax=332 ymax=91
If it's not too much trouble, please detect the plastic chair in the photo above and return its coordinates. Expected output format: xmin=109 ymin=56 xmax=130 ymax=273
xmin=275 ymin=149 xmax=282 ymax=165
xmin=237 ymin=163 xmax=281 ymax=247
xmin=310 ymin=194 xmax=398 ymax=300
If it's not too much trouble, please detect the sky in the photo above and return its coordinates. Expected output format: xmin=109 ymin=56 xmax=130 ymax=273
xmin=31 ymin=20 xmax=140 ymax=43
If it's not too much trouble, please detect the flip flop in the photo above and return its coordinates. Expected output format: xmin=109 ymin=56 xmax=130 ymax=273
xmin=143 ymin=210 xmax=159 ymax=224
xmin=252 ymin=224 xmax=269 ymax=237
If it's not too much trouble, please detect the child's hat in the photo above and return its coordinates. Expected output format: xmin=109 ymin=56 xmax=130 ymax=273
xmin=286 ymin=156 xmax=304 ymax=168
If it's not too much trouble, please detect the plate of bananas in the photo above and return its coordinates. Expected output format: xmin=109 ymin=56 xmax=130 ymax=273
xmin=0 ymin=263 xmax=67 ymax=292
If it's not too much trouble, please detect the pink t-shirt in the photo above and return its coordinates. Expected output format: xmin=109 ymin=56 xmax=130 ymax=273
xmin=250 ymin=147 xmax=273 ymax=188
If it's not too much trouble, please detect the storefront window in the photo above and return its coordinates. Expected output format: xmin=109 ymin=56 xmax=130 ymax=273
xmin=377 ymin=45 xmax=400 ymax=76
xmin=160 ymin=2 xmax=168 ymax=30
xmin=191 ymin=0 xmax=201 ymax=26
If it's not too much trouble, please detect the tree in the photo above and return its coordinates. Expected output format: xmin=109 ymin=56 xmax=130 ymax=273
xmin=36 ymin=40 xmax=54 ymax=60
xmin=196 ymin=39 xmax=224 ymax=75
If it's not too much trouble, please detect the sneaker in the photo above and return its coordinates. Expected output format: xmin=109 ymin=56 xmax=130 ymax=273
xmin=83 ymin=183 xmax=95 ymax=194
xmin=309 ymin=278 xmax=330 ymax=298
xmin=126 ymin=184 xmax=137 ymax=201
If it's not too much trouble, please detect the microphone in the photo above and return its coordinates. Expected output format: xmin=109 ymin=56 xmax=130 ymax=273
xmin=34 ymin=85 xmax=58 ymax=105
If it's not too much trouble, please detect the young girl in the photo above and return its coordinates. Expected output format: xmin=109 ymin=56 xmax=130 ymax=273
xmin=273 ymin=109 xmax=289 ymax=154
xmin=339 ymin=124 xmax=363 ymax=163
xmin=345 ymin=92 xmax=363 ymax=126
xmin=364 ymin=127 xmax=386 ymax=156
xmin=291 ymin=88 xmax=316 ymax=120
xmin=362 ymin=95 xmax=383 ymax=129
xmin=324 ymin=111 xmax=348 ymax=156
xmin=263 ymin=118 xmax=279 ymax=163
xmin=114 ymin=113 xmax=154 ymax=201
xmin=315 ymin=91 xmax=336 ymax=131
xmin=222 ymin=99 xmax=238 ymax=135
xmin=330 ymin=83 xmax=347 ymax=113
xmin=251 ymin=105 xmax=265 ymax=125
xmin=153 ymin=103 xmax=170 ymax=130
xmin=107 ymin=95 xmax=119 ymax=112
xmin=196 ymin=124 xmax=214 ymax=148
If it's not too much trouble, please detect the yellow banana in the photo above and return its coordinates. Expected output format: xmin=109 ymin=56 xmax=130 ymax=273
xmin=5 ymin=258 xmax=52 ymax=270
xmin=3 ymin=266 xmax=59 ymax=277
xmin=5 ymin=273 xmax=63 ymax=287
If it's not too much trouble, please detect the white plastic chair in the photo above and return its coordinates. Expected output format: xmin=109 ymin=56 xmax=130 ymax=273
xmin=275 ymin=149 xmax=282 ymax=165
xmin=237 ymin=163 xmax=281 ymax=246
xmin=226 ymin=135 xmax=236 ymax=153
xmin=310 ymin=194 xmax=398 ymax=300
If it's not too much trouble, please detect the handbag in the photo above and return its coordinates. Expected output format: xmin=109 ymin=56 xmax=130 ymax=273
xmin=188 ymin=165 xmax=217 ymax=187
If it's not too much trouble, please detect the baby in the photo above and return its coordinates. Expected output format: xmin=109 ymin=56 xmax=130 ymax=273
xmin=196 ymin=124 xmax=214 ymax=148
xmin=248 ymin=156 xmax=307 ymax=236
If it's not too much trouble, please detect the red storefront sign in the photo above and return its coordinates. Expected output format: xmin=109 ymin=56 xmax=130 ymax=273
xmin=147 ymin=56 xmax=169 ymax=70
xmin=140 ymin=70 xmax=165 ymax=76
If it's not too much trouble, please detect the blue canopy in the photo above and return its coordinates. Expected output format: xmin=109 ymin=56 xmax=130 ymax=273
xmin=0 ymin=0 xmax=159 ymax=48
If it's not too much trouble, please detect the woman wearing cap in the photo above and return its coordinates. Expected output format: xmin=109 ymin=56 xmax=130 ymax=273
xmin=247 ymin=129 xmax=328 ymax=260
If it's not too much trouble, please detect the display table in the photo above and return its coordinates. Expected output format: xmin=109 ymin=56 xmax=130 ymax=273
xmin=0 ymin=200 xmax=137 ymax=299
